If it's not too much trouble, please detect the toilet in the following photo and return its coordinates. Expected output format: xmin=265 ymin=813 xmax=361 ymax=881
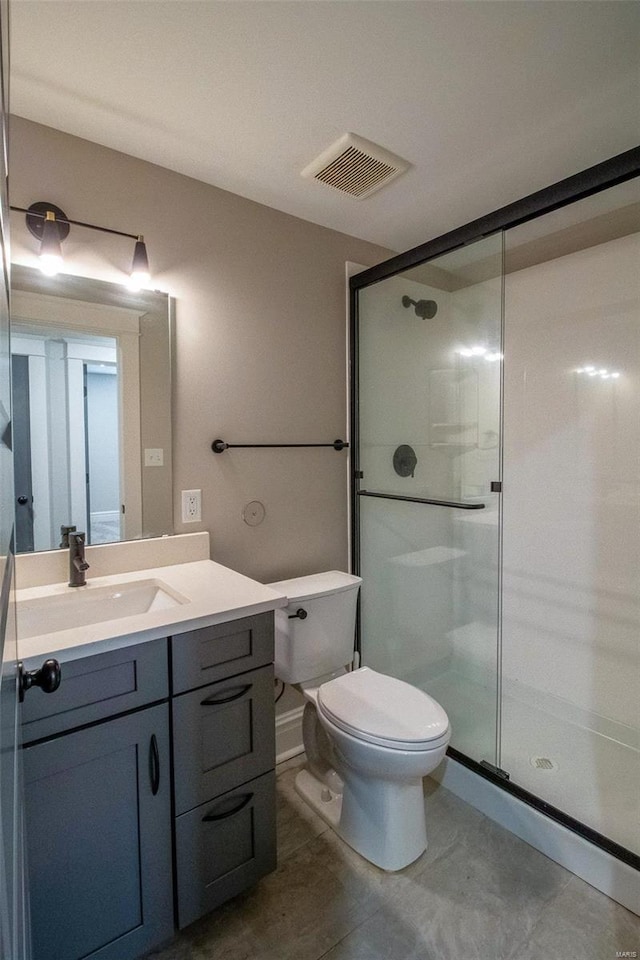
xmin=268 ymin=570 xmax=450 ymax=871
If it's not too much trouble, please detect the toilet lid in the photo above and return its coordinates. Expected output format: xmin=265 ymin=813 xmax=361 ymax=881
xmin=317 ymin=667 xmax=450 ymax=752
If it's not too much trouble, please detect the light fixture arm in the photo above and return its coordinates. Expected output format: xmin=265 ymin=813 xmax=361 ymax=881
xmin=11 ymin=204 xmax=141 ymax=241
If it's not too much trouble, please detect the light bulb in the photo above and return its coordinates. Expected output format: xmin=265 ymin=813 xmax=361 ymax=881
xmin=128 ymin=235 xmax=150 ymax=291
xmin=127 ymin=271 xmax=150 ymax=293
xmin=39 ymin=210 xmax=64 ymax=277
xmin=39 ymin=252 xmax=63 ymax=277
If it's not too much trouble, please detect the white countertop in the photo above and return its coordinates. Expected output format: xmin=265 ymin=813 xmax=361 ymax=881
xmin=17 ymin=558 xmax=288 ymax=667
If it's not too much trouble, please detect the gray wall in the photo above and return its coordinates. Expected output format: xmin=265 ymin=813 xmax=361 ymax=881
xmin=9 ymin=117 xmax=392 ymax=584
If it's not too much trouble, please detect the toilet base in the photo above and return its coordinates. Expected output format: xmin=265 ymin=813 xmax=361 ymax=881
xmin=295 ymin=767 xmax=342 ymax=830
xmin=294 ymin=765 xmax=428 ymax=872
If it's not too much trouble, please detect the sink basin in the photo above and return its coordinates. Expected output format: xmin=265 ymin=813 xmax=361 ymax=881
xmin=17 ymin=579 xmax=189 ymax=639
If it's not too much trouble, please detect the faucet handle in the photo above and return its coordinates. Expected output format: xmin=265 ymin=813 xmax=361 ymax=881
xmin=71 ymin=532 xmax=89 ymax=564
xmin=60 ymin=524 xmax=77 ymax=548
xmin=69 ymin=531 xmax=86 ymax=546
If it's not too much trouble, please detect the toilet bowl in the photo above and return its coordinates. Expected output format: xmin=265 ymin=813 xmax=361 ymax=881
xmin=268 ymin=571 xmax=451 ymax=871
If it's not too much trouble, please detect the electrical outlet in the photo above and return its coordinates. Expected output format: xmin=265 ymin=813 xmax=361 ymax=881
xmin=181 ymin=489 xmax=202 ymax=523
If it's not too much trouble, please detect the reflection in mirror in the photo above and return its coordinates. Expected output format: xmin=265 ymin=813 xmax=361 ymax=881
xmin=11 ymin=265 xmax=174 ymax=552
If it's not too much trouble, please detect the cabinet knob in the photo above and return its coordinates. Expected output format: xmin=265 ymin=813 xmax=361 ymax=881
xmin=18 ymin=659 xmax=61 ymax=703
xmin=17 ymin=496 xmax=29 ymax=505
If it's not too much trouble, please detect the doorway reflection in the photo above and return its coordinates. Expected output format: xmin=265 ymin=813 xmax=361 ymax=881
xmin=11 ymin=323 xmax=122 ymax=551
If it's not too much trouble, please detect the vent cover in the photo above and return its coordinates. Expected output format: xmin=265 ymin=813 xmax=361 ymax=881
xmin=301 ymin=133 xmax=410 ymax=200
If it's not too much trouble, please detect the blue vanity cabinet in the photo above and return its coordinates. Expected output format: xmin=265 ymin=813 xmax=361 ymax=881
xmin=22 ymin=611 xmax=279 ymax=956
xmin=22 ymin=640 xmax=173 ymax=960
xmin=170 ymin=613 xmax=277 ymax=929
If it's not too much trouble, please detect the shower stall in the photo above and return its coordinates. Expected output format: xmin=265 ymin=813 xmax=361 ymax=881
xmin=350 ymin=149 xmax=640 ymax=885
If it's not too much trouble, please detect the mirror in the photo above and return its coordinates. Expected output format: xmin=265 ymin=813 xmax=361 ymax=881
xmin=11 ymin=265 xmax=174 ymax=552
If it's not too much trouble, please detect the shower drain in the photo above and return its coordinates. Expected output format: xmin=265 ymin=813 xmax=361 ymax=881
xmin=530 ymin=756 xmax=558 ymax=771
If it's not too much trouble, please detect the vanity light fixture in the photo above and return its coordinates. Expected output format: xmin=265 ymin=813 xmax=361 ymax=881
xmin=19 ymin=201 xmax=70 ymax=278
xmin=129 ymin=235 xmax=150 ymax=292
xmin=12 ymin=200 xmax=152 ymax=289
xmin=39 ymin=210 xmax=64 ymax=276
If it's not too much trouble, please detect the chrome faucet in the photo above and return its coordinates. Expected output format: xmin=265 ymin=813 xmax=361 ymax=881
xmin=68 ymin=532 xmax=90 ymax=587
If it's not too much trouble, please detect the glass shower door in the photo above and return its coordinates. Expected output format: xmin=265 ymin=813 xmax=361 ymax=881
xmin=354 ymin=232 xmax=504 ymax=768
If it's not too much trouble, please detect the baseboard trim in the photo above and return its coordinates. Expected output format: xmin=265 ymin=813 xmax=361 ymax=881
xmin=275 ymin=706 xmax=304 ymax=765
xmin=430 ymin=755 xmax=640 ymax=916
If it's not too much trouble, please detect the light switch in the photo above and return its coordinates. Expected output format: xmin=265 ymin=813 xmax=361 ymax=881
xmin=145 ymin=448 xmax=164 ymax=467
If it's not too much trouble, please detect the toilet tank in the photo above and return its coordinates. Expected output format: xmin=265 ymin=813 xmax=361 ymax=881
xmin=266 ymin=571 xmax=362 ymax=684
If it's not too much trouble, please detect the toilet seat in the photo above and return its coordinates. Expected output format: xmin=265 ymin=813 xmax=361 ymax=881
xmin=317 ymin=666 xmax=450 ymax=752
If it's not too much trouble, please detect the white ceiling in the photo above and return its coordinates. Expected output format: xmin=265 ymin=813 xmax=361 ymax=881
xmin=10 ymin=1 xmax=640 ymax=252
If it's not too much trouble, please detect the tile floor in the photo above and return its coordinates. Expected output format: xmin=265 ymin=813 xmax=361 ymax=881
xmin=148 ymin=755 xmax=640 ymax=960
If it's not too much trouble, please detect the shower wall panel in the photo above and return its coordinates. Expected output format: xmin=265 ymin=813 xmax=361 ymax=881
xmin=501 ymin=230 xmax=640 ymax=855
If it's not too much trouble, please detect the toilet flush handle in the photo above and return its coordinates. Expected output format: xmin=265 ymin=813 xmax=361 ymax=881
xmin=288 ymin=608 xmax=308 ymax=620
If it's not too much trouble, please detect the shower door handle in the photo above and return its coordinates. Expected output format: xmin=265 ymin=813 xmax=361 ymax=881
xmin=358 ymin=491 xmax=485 ymax=510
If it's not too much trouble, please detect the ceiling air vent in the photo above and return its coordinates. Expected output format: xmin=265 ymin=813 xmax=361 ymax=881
xmin=301 ymin=133 xmax=410 ymax=200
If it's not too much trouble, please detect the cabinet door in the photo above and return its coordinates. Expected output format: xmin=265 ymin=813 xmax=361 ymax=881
xmin=24 ymin=703 xmax=173 ymax=960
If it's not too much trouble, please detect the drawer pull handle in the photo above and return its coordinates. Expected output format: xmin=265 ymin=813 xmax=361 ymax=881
xmin=149 ymin=734 xmax=160 ymax=796
xmin=200 ymin=683 xmax=252 ymax=706
xmin=202 ymin=792 xmax=253 ymax=822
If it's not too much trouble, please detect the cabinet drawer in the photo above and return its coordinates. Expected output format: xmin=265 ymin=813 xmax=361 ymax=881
xmin=22 ymin=638 xmax=169 ymax=743
xmin=175 ymin=770 xmax=276 ymax=929
xmin=172 ymin=664 xmax=275 ymax=815
xmin=171 ymin=612 xmax=273 ymax=694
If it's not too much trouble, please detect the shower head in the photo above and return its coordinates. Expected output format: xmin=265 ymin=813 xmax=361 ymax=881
xmin=402 ymin=295 xmax=437 ymax=319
